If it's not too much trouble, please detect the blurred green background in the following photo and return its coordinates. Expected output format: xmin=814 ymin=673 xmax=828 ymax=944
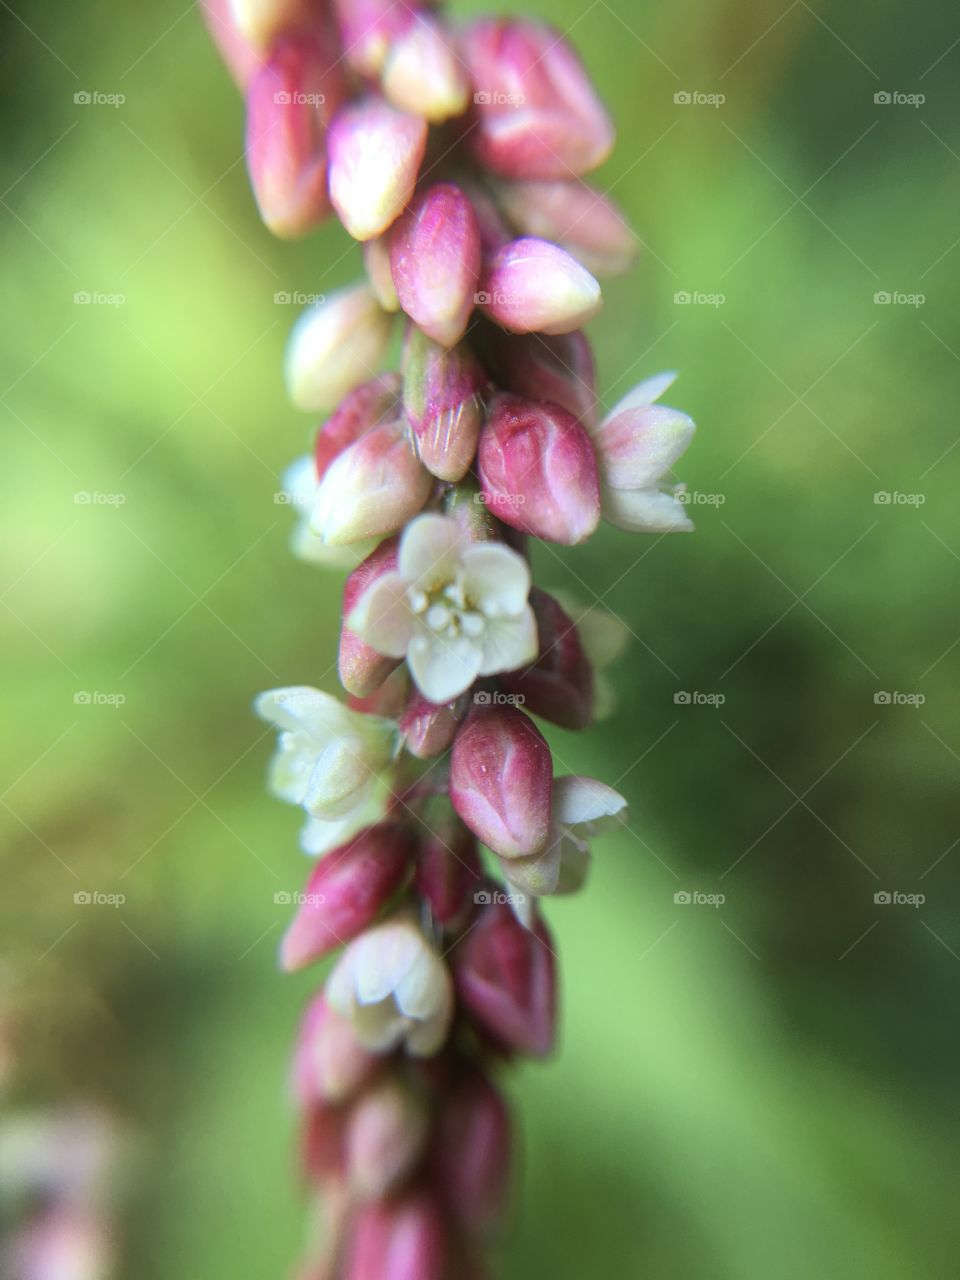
xmin=2 ymin=0 xmax=959 ymax=1275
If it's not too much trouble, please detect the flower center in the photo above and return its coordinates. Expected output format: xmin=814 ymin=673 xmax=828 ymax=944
xmin=408 ymin=575 xmax=486 ymax=642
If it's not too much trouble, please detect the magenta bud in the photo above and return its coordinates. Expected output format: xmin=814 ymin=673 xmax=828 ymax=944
xmin=400 ymin=689 xmax=461 ymax=759
xmin=315 ymin=374 xmax=402 ymax=481
xmin=454 ymin=897 xmax=556 ymax=1057
xmin=389 ymin=184 xmax=482 ymax=347
xmin=463 ymin=19 xmax=613 ymax=179
xmin=333 ymin=0 xmax=418 ymax=77
xmin=346 ymin=1079 xmax=429 ymax=1198
xmin=294 ymin=993 xmax=378 ymax=1105
xmin=450 ymin=706 xmax=552 ymax=858
xmin=303 ymin=1101 xmax=346 ymax=1183
xmin=477 ymin=325 xmax=597 ymax=427
xmin=328 ymin=99 xmax=428 ymax=241
xmin=280 ymin=823 xmax=414 ymax=971
xmin=343 ymin=1194 xmax=446 ymax=1280
xmin=245 ymin=34 xmax=347 ymax=238
xmin=478 ymin=238 xmax=601 ymax=336
xmin=340 ymin=537 xmax=403 ymax=697
xmin=500 ymin=588 xmax=593 ymax=729
xmin=401 ymin=327 xmax=486 ymax=482
xmin=477 ymin=393 xmax=600 ymax=545
xmin=381 ymin=13 xmax=470 ymax=123
xmin=415 ymin=799 xmax=482 ymax=923
xmin=432 ymin=1073 xmax=512 ymax=1234
xmin=202 ymin=0 xmax=265 ymax=87
xmin=494 ymin=178 xmax=638 ymax=277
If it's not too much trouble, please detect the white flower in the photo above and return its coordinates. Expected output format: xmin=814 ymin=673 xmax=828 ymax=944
xmin=326 ymin=918 xmax=454 ymax=1056
xmin=348 ymin=513 xmax=538 ymax=704
xmin=502 ymin=775 xmax=627 ymax=921
xmin=282 ymin=456 xmax=375 ymax=569
xmin=590 ymin=371 xmax=695 ymax=533
xmin=255 ymin=687 xmax=397 ymax=856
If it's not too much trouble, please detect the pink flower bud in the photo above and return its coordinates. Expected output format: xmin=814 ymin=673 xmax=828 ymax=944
xmin=399 ymin=688 xmax=461 ymax=759
xmin=286 ymin=284 xmax=394 ymax=413
xmin=478 ymin=238 xmax=602 ymax=336
xmin=311 ymin=417 xmax=433 ymax=545
xmin=463 ymin=19 xmax=613 ymax=178
xmin=333 ymin=0 xmax=418 ymax=77
xmin=281 ymin=824 xmax=415 ymax=971
xmin=229 ymin=0 xmax=330 ymax=51
xmin=245 ymin=34 xmax=347 ymax=238
xmin=328 ymin=99 xmax=428 ymax=241
xmin=346 ymin=1079 xmax=429 ymax=1198
xmin=315 ymin=374 xmax=402 ymax=480
xmin=340 ymin=538 xmax=403 ymax=697
xmin=401 ymin=327 xmax=486 ymax=482
xmin=494 ymin=178 xmax=638 ymax=277
xmin=390 ymin=185 xmax=482 ymax=348
xmin=415 ymin=799 xmax=482 ymax=923
xmin=500 ymin=588 xmax=593 ymax=729
xmin=343 ymin=1194 xmax=446 ymax=1280
xmin=450 ymin=706 xmax=552 ymax=858
xmin=477 ymin=325 xmax=598 ymax=426
xmin=432 ymin=1073 xmax=511 ymax=1234
xmin=303 ymin=1101 xmax=345 ymax=1182
xmin=382 ymin=13 xmax=470 ymax=123
xmin=453 ymin=897 xmax=556 ymax=1057
xmin=294 ymin=993 xmax=378 ymax=1105
xmin=363 ymin=236 xmax=401 ymax=311
xmin=477 ymin=393 xmax=600 ymax=545
xmin=202 ymin=0 xmax=264 ymax=87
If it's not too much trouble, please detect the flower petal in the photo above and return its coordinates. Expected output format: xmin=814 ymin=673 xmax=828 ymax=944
xmin=461 ymin=542 xmax=531 ymax=617
xmin=255 ymin=686 xmax=353 ymax=739
xmin=553 ymin=775 xmax=627 ymax=828
xmin=601 ymin=485 xmax=694 ymax=533
xmin=478 ymin=608 xmax=538 ymax=677
xmin=595 ymin=405 xmax=695 ymax=491
xmin=603 ymin=370 xmax=677 ymax=421
xmin=350 ymin=571 xmax=416 ymax=657
xmin=398 ymin=513 xmax=466 ymax=589
xmin=407 ymin=632 xmax=483 ymax=703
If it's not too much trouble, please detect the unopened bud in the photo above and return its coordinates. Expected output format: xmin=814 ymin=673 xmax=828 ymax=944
xmin=382 ymin=13 xmax=470 ymax=123
xmin=340 ymin=538 xmax=403 ymax=697
xmin=286 ymin=283 xmax=393 ymax=413
xmin=346 ymin=1079 xmax=429 ymax=1198
xmin=315 ymin=374 xmax=402 ymax=480
xmin=432 ymin=1073 xmax=512 ymax=1234
xmin=494 ymin=178 xmax=637 ymax=277
xmin=402 ymin=327 xmax=486 ymax=481
xmin=294 ymin=993 xmax=378 ymax=1105
xmin=476 ymin=324 xmax=598 ymax=426
xmin=328 ymin=99 xmax=428 ymax=241
xmin=342 ymin=1193 xmax=446 ymax=1280
xmin=390 ymin=185 xmax=482 ymax=348
xmin=500 ymin=588 xmax=593 ymax=729
xmin=478 ymin=238 xmax=602 ymax=336
xmin=415 ymin=798 xmax=482 ymax=924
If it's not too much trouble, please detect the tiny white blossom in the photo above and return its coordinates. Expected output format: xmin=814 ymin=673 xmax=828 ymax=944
xmin=282 ymin=456 xmax=375 ymax=569
xmin=348 ymin=513 xmax=538 ymax=704
xmin=591 ymin=371 xmax=695 ymax=533
xmin=326 ymin=918 xmax=454 ymax=1056
xmin=255 ymin=686 xmax=397 ymax=855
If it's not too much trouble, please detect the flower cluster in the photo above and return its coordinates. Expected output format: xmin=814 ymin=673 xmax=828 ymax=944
xmin=204 ymin=1 xmax=695 ymax=1275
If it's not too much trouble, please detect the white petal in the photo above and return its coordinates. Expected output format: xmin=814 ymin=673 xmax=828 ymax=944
xmin=395 ymin=948 xmax=450 ymax=1019
xmin=553 ymin=775 xmax=627 ymax=828
xmin=596 ymin=405 xmax=695 ymax=491
xmin=351 ymin=998 xmax=409 ymax=1052
xmin=299 ymin=811 xmax=366 ymax=856
xmin=405 ymin=1006 xmax=452 ymax=1056
xmin=398 ymin=514 xmax=465 ymax=589
xmin=461 ymin=542 xmax=531 ymax=617
xmin=266 ymin=735 xmax=315 ymax=805
xmin=602 ymin=485 xmax=694 ymax=533
xmin=255 ymin=687 xmax=354 ymax=740
xmin=478 ymin=608 xmax=538 ymax=677
xmin=291 ymin=519 xmax=373 ymax=569
xmin=502 ymin=843 xmax=562 ymax=896
xmin=569 ymin=604 xmax=631 ymax=669
xmin=302 ymin=745 xmax=372 ymax=819
xmin=555 ymin=836 xmax=592 ymax=895
xmin=407 ymin=631 xmax=483 ymax=703
xmin=353 ymin=923 xmax=422 ymax=1006
xmin=349 ymin=572 xmax=416 ymax=658
xmin=281 ymin=455 xmax=317 ymax=511
xmin=603 ymin=370 xmax=677 ymax=422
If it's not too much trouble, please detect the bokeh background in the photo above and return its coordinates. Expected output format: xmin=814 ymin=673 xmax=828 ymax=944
xmin=3 ymin=0 xmax=960 ymax=1275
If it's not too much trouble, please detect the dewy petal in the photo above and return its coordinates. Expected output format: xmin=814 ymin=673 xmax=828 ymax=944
xmin=553 ymin=775 xmax=627 ymax=829
xmin=478 ymin=609 xmax=538 ymax=677
xmin=603 ymin=370 xmax=678 ymax=420
xmin=350 ymin=571 xmax=416 ymax=658
xmin=408 ymin=632 xmax=484 ymax=703
xmin=460 ymin=543 xmax=531 ymax=617
xmin=398 ymin=513 xmax=466 ymax=589
xmin=602 ymin=485 xmax=694 ymax=533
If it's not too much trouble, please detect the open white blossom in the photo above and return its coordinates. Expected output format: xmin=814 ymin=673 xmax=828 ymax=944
xmin=282 ymin=456 xmax=375 ymax=569
xmin=591 ymin=371 xmax=695 ymax=533
xmin=348 ymin=513 xmax=538 ymax=704
xmin=326 ymin=918 xmax=454 ymax=1056
xmin=255 ymin=686 xmax=397 ymax=856
xmin=503 ymin=775 xmax=627 ymax=922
